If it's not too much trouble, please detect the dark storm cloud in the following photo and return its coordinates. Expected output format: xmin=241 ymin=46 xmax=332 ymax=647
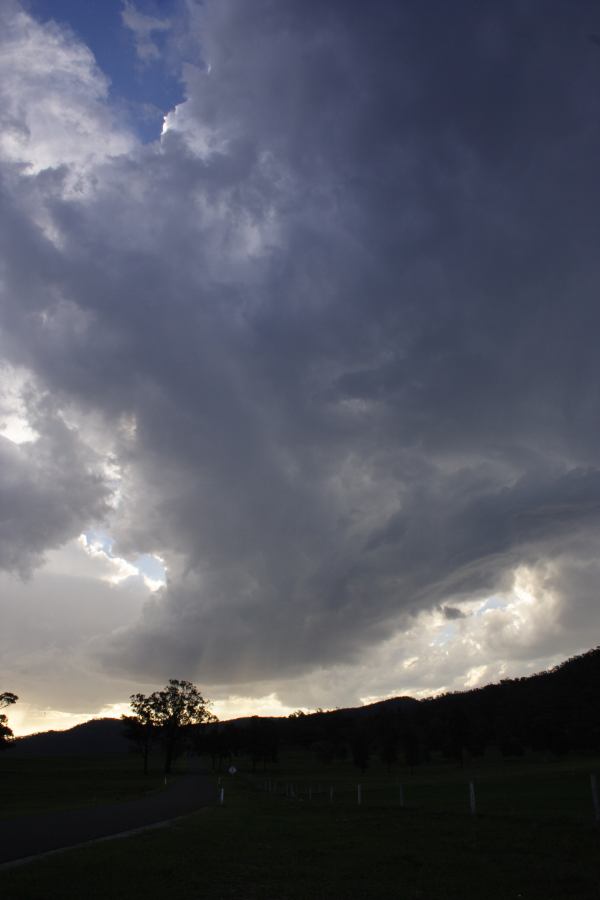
xmin=2 ymin=0 xmax=600 ymax=688
xmin=0 ymin=411 xmax=112 ymax=575
xmin=442 ymin=606 xmax=466 ymax=621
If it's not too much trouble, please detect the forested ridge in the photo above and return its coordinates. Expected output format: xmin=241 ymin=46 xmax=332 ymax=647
xmin=199 ymin=646 xmax=600 ymax=771
xmin=12 ymin=647 xmax=600 ymax=769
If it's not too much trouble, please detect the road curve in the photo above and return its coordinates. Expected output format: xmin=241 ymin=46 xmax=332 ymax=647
xmin=0 ymin=771 xmax=216 ymax=866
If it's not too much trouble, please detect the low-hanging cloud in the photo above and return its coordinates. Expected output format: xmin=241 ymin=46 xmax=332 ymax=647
xmin=2 ymin=0 xmax=600 ymax=711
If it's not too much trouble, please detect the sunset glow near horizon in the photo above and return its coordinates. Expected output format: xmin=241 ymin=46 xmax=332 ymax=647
xmin=2 ymin=0 xmax=600 ymax=739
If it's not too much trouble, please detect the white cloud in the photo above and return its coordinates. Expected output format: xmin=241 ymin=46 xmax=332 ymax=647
xmin=0 ymin=2 xmax=134 ymax=174
xmin=121 ymin=1 xmax=171 ymax=64
xmin=0 ymin=363 xmax=39 ymax=444
xmin=211 ymin=693 xmax=298 ymax=721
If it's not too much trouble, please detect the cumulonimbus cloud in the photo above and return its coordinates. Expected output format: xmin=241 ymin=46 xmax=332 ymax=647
xmin=2 ymin=0 xmax=600 ymax=705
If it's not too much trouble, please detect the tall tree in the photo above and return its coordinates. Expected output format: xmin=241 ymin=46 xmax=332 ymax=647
xmin=122 ymin=693 xmax=157 ymax=775
xmin=127 ymin=680 xmax=216 ymax=774
xmin=0 ymin=692 xmax=18 ymax=750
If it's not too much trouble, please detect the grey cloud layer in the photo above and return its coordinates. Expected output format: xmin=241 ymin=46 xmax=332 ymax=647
xmin=2 ymin=1 xmax=600 ymax=692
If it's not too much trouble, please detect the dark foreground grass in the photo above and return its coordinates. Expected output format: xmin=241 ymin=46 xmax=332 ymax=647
xmin=254 ymin=751 xmax=600 ymax=824
xmin=0 ymin=755 xmax=165 ymax=817
xmin=3 ymin=763 xmax=600 ymax=900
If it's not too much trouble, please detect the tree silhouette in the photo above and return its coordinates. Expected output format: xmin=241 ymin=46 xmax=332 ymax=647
xmin=122 ymin=693 xmax=157 ymax=774
xmin=0 ymin=692 xmax=18 ymax=750
xmin=125 ymin=680 xmax=216 ymax=774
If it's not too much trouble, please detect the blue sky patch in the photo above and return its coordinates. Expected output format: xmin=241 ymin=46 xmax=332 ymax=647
xmin=28 ymin=0 xmax=183 ymax=142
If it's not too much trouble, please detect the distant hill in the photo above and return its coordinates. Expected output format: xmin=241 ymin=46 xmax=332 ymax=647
xmin=11 ymin=717 xmax=127 ymax=757
xmin=223 ymin=696 xmax=418 ymax=728
xmin=10 ymin=647 xmax=600 ymax=760
xmin=351 ymin=696 xmax=419 ymax=717
xmin=9 ymin=697 xmax=418 ymax=757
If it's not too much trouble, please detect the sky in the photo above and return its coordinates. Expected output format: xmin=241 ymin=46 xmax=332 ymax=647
xmin=2 ymin=0 xmax=600 ymax=737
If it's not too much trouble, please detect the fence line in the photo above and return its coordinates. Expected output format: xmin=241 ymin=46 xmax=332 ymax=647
xmin=239 ymin=770 xmax=600 ymax=826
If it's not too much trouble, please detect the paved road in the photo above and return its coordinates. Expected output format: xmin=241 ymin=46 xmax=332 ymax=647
xmin=0 ymin=771 xmax=216 ymax=865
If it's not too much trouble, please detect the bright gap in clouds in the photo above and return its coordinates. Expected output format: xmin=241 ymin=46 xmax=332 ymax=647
xmin=10 ymin=695 xmax=300 ymax=738
xmin=28 ymin=0 xmax=184 ymax=143
xmin=81 ymin=532 xmax=166 ymax=591
xmin=0 ymin=415 xmax=38 ymax=446
xmin=0 ymin=366 xmax=39 ymax=445
xmin=9 ymin=702 xmax=132 ymax=738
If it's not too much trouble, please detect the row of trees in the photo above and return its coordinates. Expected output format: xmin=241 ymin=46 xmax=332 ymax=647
xmin=149 ymin=647 xmax=600 ymax=776
xmin=195 ymin=707 xmax=419 ymax=775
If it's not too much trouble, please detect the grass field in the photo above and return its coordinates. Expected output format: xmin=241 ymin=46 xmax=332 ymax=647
xmin=3 ymin=752 xmax=600 ymax=899
xmin=250 ymin=750 xmax=600 ymax=824
xmin=0 ymin=754 xmax=165 ymax=817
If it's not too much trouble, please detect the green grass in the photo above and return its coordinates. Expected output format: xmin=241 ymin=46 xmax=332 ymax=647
xmin=0 ymin=754 xmax=166 ymax=817
xmin=3 ymin=753 xmax=600 ymax=899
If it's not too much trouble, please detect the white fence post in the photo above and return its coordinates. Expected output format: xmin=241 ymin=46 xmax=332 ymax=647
xmin=219 ymin=787 xmax=225 ymax=806
xmin=469 ymin=780 xmax=476 ymax=817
